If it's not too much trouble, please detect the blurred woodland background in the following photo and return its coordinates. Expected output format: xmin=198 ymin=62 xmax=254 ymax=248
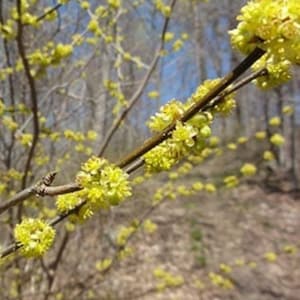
xmin=0 ymin=0 xmax=299 ymax=299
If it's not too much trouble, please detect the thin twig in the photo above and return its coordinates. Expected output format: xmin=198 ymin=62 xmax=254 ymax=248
xmin=36 ymin=4 xmax=62 ymax=23
xmin=98 ymin=0 xmax=177 ymax=156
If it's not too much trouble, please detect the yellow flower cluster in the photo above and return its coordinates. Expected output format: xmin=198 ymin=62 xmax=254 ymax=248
xmin=224 ymin=175 xmax=239 ymax=188
xmin=116 ymin=225 xmax=136 ymax=246
xmin=63 ymin=129 xmax=85 ymax=142
xmin=283 ymin=244 xmax=297 ymax=254
xmin=263 ymin=150 xmax=275 ymax=161
xmin=153 ymin=267 xmax=184 ymax=291
xmin=19 ymin=133 xmax=33 ymax=147
xmin=107 ymin=0 xmax=121 ymax=9
xmin=164 ymin=31 xmax=174 ymax=42
xmin=14 ymin=218 xmax=55 ymax=258
xmin=143 ymin=219 xmax=157 ymax=234
xmin=270 ymin=133 xmax=285 ymax=146
xmin=0 ymin=19 xmax=16 ymax=40
xmin=153 ymin=0 xmax=171 ymax=17
xmin=144 ymin=78 xmax=236 ymax=173
xmin=240 ymin=163 xmax=257 ymax=176
xmin=219 ymin=263 xmax=232 ymax=274
xmin=187 ymin=79 xmax=236 ymax=116
xmin=230 ymin=0 xmax=300 ymax=88
xmin=103 ymin=80 xmax=127 ymax=115
xmin=52 ymin=43 xmax=73 ymax=64
xmin=255 ymin=131 xmax=266 ymax=140
xmin=148 ymin=90 xmax=160 ymax=99
xmin=209 ymin=272 xmax=234 ymax=289
xmin=95 ymin=258 xmax=112 ymax=272
xmin=56 ymin=156 xmax=131 ymax=223
xmin=269 ymin=116 xmax=281 ymax=126
xmin=56 ymin=156 xmax=131 ymax=221
xmin=264 ymin=251 xmax=277 ymax=262
xmin=147 ymin=100 xmax=185 ymax=132
xmin=282 ymin=105 xmax=294 ymax=115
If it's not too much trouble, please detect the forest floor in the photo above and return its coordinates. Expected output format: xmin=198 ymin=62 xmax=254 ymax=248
xmin=100 ymin=178 xmax=300 ymax=300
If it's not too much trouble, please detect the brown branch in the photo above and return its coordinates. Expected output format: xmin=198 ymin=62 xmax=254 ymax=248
xmin=0 ymin=182 xmax=79 ymax=216
xmin=98 ymin=0 xmax=177 ymax=156
xmin=0 ymin=67 xmax=267 ymax=218
xmin=0 ymin=171 xmax=57 ymax=215
xmin=0 ymin=57 xmax=267 ymax=259
xmin=122 ymin=67 xmax=269 ymax=171
xmin=117 ymin=47 xmax=266 ymax=169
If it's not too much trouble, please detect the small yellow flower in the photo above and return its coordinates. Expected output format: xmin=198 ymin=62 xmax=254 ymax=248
xmin=263 ymin=150 xmax=275 ymax=161
xmin=205 ymin=183 xmax=216 ymax=193
xmin=172 ymin=39 xmax=183 ymax=52
xmin=283 ymin=245 xmax=297 ymax=255
xmin=240 ymin=163 xmax=256 ymax=176
xmin=255 ymin=131 xmax=266 ymax=140
xmin=80 ymin=1 xmax=90 ymax=9
xmin=95 ymin=258 xmax=112 ymax=271
xmin=87 ymin=19 xmax=100 ymax=33
xmin=192 ymin=182 xmax=203 ymax=191
xmin=237 ymin=137 xmax=248 ymax=144
xmin=219 ymin=263 xmax=232 ymax=274
xmin=234 ymin=258 xmax=245 ymax=266
xmin=248 ymin=261 xmax=257 ymax=268
xmin=269 ymin=117 xmax=281 ymax=126
xmin=14 ymin=218 xmax=55 ymax=258
xmin=181 ymin=33 xmax=189 ymax=40
xmin=19 ymin=133 xmax=33 ymax=147
xmin=224 ymin=176 xmax=239 ymax=188
xmin=164 ymin=32 xmax=174 ymax=42
xmin=107 ymin=0 xmax=121 ymax=9
xmin=282 ymin=105 xmax=294 ymax=115
xmin=270 ymin=133 xmax=285 ymax=146
xmin=148 ymin=90 xmax=160 ymax=99
xmin=143 ymin=219 xmax=157 ymax=234
xmin=209 ymin=136 xmax=220 ymax=147
xmin=227 ymin=143 xmax=237 ymax=150
xmin=87 ymin=130 xmax=97 ymax=141
xmin=264 ymin=252 xmax=277 ymax=262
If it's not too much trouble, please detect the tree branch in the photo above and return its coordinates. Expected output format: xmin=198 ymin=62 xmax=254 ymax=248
xmin=0 ymin=67 xmax=267 ymax=218
xmin=0 ymin=57 xmax=267 ymax=259
xmin=117 ymin=47 xmax=266 ymax=169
